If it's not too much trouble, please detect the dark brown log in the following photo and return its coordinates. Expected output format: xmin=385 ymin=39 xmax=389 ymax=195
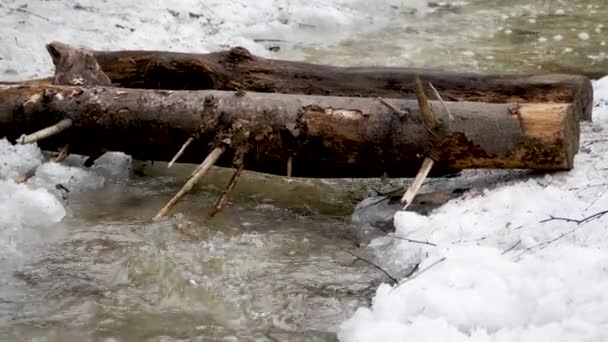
xmin=0 ymin=84 xmax=579 ymax=178
xmin=88 ymin=46 xmax=593 ymax=121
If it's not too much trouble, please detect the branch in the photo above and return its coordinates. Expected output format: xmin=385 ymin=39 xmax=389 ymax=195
xmin=391 ymin=256 xmax=447 ymax=291
xmin=540 ymin=209 xmax=608 ymax=225
xmin=168 ymin=137 xmax=194 ymax=168
xmin=517 ymin=209 xmax=608 ymax=258
xmin=501 ymin=239 xmax=521 ymax=255
xmin=344 ymin=249 xmax=398 ymax=285
xmin=17 ymin=118 xmax=73 ymax=144
xmin=428 ymin=82 xmax=454 ymax=120
xmin=401 ymin=157 xmax=434 ymax=208
xmin=389 ymin=235 xmax=437 ymax=246
xmin=287 ymin=155 xmax=293 ymax=177
xmin=377 ymin=97 xmax=408 ymax=118
xmin=210 ymin=156 xmax=245 ymax=216
xmin=154 ymin=144 xmax=226 ymax=220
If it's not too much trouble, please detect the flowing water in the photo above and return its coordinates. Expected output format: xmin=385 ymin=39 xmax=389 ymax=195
xmin=1 ymin=1 xmax=607 ymax=341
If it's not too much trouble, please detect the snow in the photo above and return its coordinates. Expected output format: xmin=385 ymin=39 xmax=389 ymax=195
xmin=0 ymin=137 xmax=123 ymax=259
xmin=1 ymin=0 xmax=608 ymax=340
xmin=0 ymin=0 xmax=428 ymax=81
xmin=338 ymin=77 xmax=608 ymax=341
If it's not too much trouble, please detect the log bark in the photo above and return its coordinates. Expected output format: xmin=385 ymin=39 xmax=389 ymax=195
xmin=88 ymin=46 xmax=593 ymax=121
xmin=0 ymin=84 xmax=579 ymax=178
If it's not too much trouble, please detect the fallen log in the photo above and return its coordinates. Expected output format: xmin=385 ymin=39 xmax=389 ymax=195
xmin=83 ymin=44 xmax=593 ymax=121
xmin=0 ymin=84 xmax=579 ymax=178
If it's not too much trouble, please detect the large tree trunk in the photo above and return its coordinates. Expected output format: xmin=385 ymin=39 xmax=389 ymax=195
xmin=0 ymin=84 xmax=578 ymax=178
xmin=86 ymin=46 xmax=593 ymax=122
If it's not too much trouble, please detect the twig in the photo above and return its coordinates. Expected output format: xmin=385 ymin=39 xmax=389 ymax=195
xmin=413 ymin=76 xmax=438 ymax=137
xmin=287 ymin=155 xmax=293 ymax=177
xmin=154 ymin=145 xmax=226 ymax=220
xmin=17 ymin=118 xmax=73 ymax=144
xmin=517 ymin=209 xmax=608 ymax=259
xmin=391 ymin=256 xmax=447 ymax=291
xmin=389 ymin=235 xmax=437 ymax=246
xmin=15 ymin=7 xmax=51 ymax=21
xmin=344 ymin=249 xmax=397 ymax=285
xmin=377 ymin=97 xmax=408 ymax=118
xmin=210 ymin=157 xmax=245 ymax=216
xmin=501 ymin=239 xmax=521 ymax=255
xmin=168 ymin=137 xmax=194 ymax=168
xmin=401 ymin=157 xmax=434 ymax=208
xmin=539 ymin=209 xmax=608 ymax=225
xmin=52 ymin=144 xmax=70 ymax=163
xmin=400 ymin=76 xmax=439 ymax=208
xmin=428 ymin=82 xmax=454 ymax=120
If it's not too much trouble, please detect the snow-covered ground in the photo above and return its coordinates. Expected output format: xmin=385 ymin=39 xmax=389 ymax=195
xmin=2 ymin=0 xmax=608 ymax=341
xmin=0 ymin=0 xmax=428 ymax=81
xmin=339 ymin=76 xmax=608 ymax=341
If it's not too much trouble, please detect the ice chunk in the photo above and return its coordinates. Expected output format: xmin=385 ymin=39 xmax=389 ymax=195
xmin=90 ymin=152 xmax=133 ymax=182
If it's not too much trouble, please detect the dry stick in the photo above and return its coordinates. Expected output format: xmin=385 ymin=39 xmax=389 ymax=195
xmin=515 ymin=209 xmax=608 ymax=259
xmin=428 ymin=82 xmax=454 ymax=120
xmin=53 ymin=144 xmax=70 ymax=163
xmin=17 ymin=118 xmax=73 ymax=144
xmin=389 ymin=234 xmax=437 ymax=247
xmin=401 ymin=76 xmax=438 ymax=207
xmin=401 ymin=158 xmax=435 ymax=209
xmin=377 ymin=97 xmax=408 ymax=118
xmin=501 ymin=239 xmax=522 ymax=255
xmin=286 ymin=155 xmax=293 ymax=177
xmin=210 ymin=158 xmax=245 ymax=216
xmin=154 ymin=145 xmax=226 ymax=221
xmin=168 ymin=137 xmax=194 ymax=168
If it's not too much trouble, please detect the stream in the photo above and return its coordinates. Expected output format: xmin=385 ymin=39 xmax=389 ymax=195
xmin=0 ymin=0 xmax=607 ymax=341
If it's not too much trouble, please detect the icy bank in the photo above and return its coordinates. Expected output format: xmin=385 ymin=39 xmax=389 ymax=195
xmin=0 ymin=0 xmax=428 ymax=81
xmin=339 ymin=76 xmax=608 ymax=341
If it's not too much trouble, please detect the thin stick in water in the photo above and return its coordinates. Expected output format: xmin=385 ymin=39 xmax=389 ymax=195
xmin=287 ymin=155 xmax=293 ymax=177
xmin=168 ymin=137 xmax=194 ymax=168
xmin=154 ymin=146 xmax=225 ymax=221
xmin=210 ymin=158 xmax=245 ymax=216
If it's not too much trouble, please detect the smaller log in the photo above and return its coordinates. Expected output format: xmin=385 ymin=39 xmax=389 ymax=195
xmin=86 ymin=44 xmax=594 ymax=121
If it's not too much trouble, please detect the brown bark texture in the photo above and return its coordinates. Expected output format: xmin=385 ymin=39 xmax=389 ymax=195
xmin=0 ymin=83 xmax=579 ymax=178
xmin=87 ymin=46 xmax=593 ymax=121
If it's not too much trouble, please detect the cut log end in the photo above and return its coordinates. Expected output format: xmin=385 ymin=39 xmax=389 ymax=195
xmin=516 ymin=103 xmax=579 ymax=170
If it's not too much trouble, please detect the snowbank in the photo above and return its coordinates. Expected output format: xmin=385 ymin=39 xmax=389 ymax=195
xmin=0 ymin=0 xmax=428 ymax=81
xmin=338 ymin=76 xmax=608 ymax=341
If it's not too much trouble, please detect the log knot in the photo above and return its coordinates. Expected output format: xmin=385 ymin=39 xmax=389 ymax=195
xmin=46 ymin=41 xmax=112 ymax=87
xmin=227 ymin=46 xmax=253 ymax=63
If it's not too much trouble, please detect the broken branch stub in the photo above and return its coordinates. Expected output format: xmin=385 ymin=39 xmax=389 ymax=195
xmin=17 ymin=118 xmax=73 ymax=145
